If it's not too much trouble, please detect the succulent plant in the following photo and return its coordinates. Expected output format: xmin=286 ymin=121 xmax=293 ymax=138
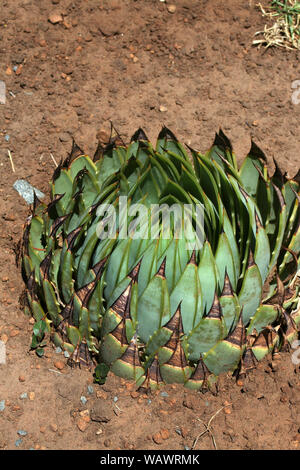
xmin=21 ymin=127 xmax=300 ymax=391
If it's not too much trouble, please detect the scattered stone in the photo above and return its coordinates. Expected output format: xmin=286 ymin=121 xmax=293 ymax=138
xmin=54 ymin=360 xmax=65 ymax=370
xmin=17 ymin=430 xmax=27 ymax=436
xmin=29 ymin=392 xmax=35 ymax=401
xmin=160 ymin=428 xmax=170 ymax=440
xmin=10 ymin=329 xmax=19 ymax=337
xmin=40 ymin=426 xmax=46 ymax=433
xmin=90 ymin=401 xmax=114 ymax=423
xmin=87 ymin=385 xmax=94 ymax=395
xmin=167 ymin=5 xmax=177 ymax=13
xmin=79 ymin=409 xmax=90 ymax=420
xmin=15 ymin=65 xmax=23 ymax=75
xmin=5 ymin=67 xmax=12 ymax=76
xmin=19 ymin=376 xmax=25 ymax=383
xmin=77 ymin=417 xmax=89 ymax=432
xmin=0 ymin=400 xmax=5 ymax=411
xmin=113 ymin=396 xmax=118 ymax=402
xmin=159 ymin=105 xmax=168 ymax=113
xmin=96 ymin=390 xmax=108 ymax=400
xmin=64 ymin=351 xmax=70 ymax=358
xmin=1 ymin=334 xmax=8 ymax=345
xmin=130 ymin=391 xmax=139 ymax=399
xmin=15 ymin=439 xmax=22 ymax=447
xmin=50 ymin=423 xmax=58 ymax=432
xmin=80 ymin=396 xmax=87 ymax=405
xmin=152 ymin=432 xmax=163 ymax=445
xmin=13 ymin=180 xmax=45 ymax=205
xmin=20 ymin=393 xmax=28 ymax=400
xmin=160 ymin=391 xmax=169 ymax=397
xmin=55 ymin=346 xmax=62 ymax=354
xmin=181 ymin=426 xmax=188 ymax=438
xmin=48 ymin=12 xmax=63 ymax=24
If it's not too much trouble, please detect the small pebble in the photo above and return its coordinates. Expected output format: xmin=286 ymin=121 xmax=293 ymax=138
xmin=175 ymin=428 xmax=182 ymax=435
xmin=184 ymin=445 xmax=190 ymax=450
xmin=80 ymin=396 xmax=87 ymax=405
xmin=159 ymin=105 xmax=168 ymax=113
xmin=1 ymin=334 xmax=8 ymax=344
xmin=19 ymin=376 xmax=25 ymax=382
xmin=160 ymin=428 xmax=170 ymax=440
xmin=15 ymin=439 xmax=22 ymax=447
xmin=0 ymin=400 xmax=5 ymax=411
xmin=167 ymin=5 xmax=177 ymax=13
xmin=48 ymin=12 xmax=63 ymax=24
xmin=4 ymin=135 xmax=10 ymax=142
xmin=152 ymin=432 xmax=163 ymax=445
xmin=17 ymin=430 xmax=27 ymax=436
xmin=113 ymin=396 xmax=118 ymax=402
xmin=50 ymin=423 xmax=58 ymax=432
xmin=55 ymin=347 xmax=62 ymax=354
xmin=64 ymin=351 xmax=70 ymax=358
xmin=20 ymin=393 xmax=28 ymax=400
xmin=87 ymin=385 xmax=94 ymax=395
xmin=54 ymin=360 xmax=65 ymax=370
xmin=29 ymin=392 xmax=35 ymax=401
xmin=160 ymin=391 xmax=169 ymax=397
xmin=77 ymin=417 xmax=89 ymax=432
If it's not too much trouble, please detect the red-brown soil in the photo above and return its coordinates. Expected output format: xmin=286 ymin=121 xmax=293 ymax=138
xmin=0 ymin=0 xmax=300 ymax=451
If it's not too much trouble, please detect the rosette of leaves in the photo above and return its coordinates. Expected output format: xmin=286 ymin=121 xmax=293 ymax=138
xmin=21 ymin=126 xmax=300 ymax=390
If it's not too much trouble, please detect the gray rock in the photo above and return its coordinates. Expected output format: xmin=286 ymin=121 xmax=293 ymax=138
xmin=90 ymin=401 xmax=114 ymax=423
xmin=13 ymin=180 xmax=45 ymax=205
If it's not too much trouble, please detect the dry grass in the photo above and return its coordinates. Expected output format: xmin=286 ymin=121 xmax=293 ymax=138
xmin=253 ymin=1 xmax=300 ymax=50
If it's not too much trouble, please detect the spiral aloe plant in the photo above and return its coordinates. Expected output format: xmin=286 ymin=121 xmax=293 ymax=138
xmin=21 ymin=127 xmax=300 ymax=390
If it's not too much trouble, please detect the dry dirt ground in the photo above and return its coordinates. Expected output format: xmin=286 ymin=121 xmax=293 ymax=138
xmin=0 ymin=0 xmax=300 ymax=451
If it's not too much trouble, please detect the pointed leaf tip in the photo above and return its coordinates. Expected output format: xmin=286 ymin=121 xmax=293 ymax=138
xmin=249 ymin=139 xmax=267 ymax=162
xmin=130 ymin=128 xmax=149 ymax=142
xmin=158 ymin=126 xmax=178 ymax=142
